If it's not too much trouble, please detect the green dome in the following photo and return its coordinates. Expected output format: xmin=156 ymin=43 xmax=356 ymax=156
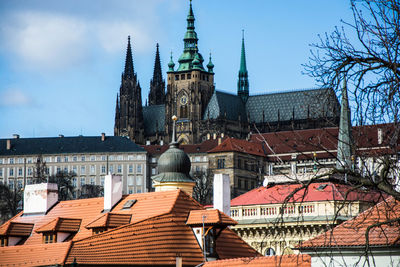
xmin=152 ymin=144 xmax=193 ymax=183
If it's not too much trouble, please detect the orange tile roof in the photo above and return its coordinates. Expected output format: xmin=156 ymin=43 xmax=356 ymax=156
xmin=208 ymin=138 xmax=266 ymax=157
xmin=186 ymin=209 xmax=237 ymax=226
xmin=0 ymin=222 xmax=34 ymax=237
xmin=0 ymin=242 xmax=72 ymax=267
xmin=204 ymin=255 xmax=311 ymax=267
xmin=300 ymin=196 xmax=400 ymax=248
xmin=35 ymin=217 xmax=81 ymax=233
xmin=85 ymin=213 xmax=131 ymax=229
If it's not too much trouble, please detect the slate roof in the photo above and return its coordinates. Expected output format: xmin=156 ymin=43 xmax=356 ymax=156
xmin=204 ymin=91 xmax=247 ymax=121
xmin=203 ymin=88 xmax=340 ymax=123
xmin=0 ymin=135 xmax=145 ymax=156
xmin=203 ymin=254 xmax=311 ymax=267
xmin=299 ymin=196 xmax=400 ymax=249
xmin=143 ymin=104 xmax=165 ymax=135
xmin=230 ymin=182 xmax=383 ymax=206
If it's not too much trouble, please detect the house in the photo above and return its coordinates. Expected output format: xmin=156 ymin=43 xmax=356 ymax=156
xmin=298 ymin=196 xmax=400 ymax=267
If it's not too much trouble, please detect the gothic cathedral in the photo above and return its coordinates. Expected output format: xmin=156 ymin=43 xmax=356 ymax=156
xmin=114 ymin=2 xmax=340 ymax=145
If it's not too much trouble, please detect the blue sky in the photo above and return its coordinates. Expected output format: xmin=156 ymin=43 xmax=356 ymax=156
xmin=0 ymin=0 xmax=353 ymax=138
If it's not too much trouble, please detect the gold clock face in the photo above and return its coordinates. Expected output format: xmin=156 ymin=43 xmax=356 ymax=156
xmin=180 ymin=95 xmax=188 ymax=105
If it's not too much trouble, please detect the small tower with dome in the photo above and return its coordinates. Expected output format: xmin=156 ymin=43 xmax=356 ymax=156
xmin=152 ymin=115 xmax=196 ymax=195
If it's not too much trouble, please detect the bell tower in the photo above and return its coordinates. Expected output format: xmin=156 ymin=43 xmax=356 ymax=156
xmin=165 ymin=0 xmax=215 ymax=144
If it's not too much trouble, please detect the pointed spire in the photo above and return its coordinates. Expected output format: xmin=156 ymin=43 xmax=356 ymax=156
xmin=207 ymin=52 xmax=214 ymax=73
xmin=336 ymin=75 xmax=353 ymax=170
xmin=123 ymin=36 xmax=134 ymax=79
xmin=237 ymin=30 xmax=249 ymax=102
xmin=168 ymin=51 xmax=175 ymax=72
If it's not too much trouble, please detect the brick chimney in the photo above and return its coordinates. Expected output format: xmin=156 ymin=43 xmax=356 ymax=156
xmin=213 ymin=173 xmax=231 ymax=216
xmin=104 ymin=174 xmax=122 ymax=212
xmin=24 ymin=183 xmax=58 ymax=215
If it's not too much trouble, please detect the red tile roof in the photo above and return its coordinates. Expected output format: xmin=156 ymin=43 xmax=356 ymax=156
xmin=204 ymin=254 xmax=311 ymax=267
xmin=300 ymin=196 xmax=400 ymax=248
xmin=35 ymin=217 xmax=81 ymax=233
xmin=0 ymin=242 xmax=72 ymax=267
xmin=85 ymin=213 xmax=131 ymax=229
xmin=208 ymin=138 xmax=266 ymax=157
xmin=230 ymin=182 xmax=383 ymax=206
xmin=0 ymin=222 xmax=34 ymax=237
xmin=186 ymin=209 xmax=237 ymax=226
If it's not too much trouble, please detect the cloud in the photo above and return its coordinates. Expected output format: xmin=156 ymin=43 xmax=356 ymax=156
xmin=0 ymin=88 xmax=33 ymax=107
xmin=1 ymin=11 xmax=89 ymax=70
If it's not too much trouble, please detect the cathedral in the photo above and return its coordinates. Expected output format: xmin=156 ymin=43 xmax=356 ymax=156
xmin=114 ymin=2 xmax=340 ymax=145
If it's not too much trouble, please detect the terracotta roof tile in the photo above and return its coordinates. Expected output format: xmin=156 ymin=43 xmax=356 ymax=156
xmin=0 ymin=222 xmax=34 ymax=237
xmin=300 ymin=196 xmax=400 ymax=248
xmin=85 ymin=213 xmax=131 ymax=229
xmin=208 ymin=138 xmax=266 ymax=157
xmin=204 ymin=255 xmax=311 ymax=267
xmin=35 ymin=217 xmax=81 ymax=233
xmin=0 ymin=242 xmax=72 ymax=267
xmin=186 ymin=209 xmax=237 ymax=226
xmin=230 ymin=182 xmax=383 ymax=206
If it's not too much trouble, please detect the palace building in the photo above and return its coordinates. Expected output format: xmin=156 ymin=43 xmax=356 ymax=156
xmin=114 ymin=1 xmax=340 ymax=145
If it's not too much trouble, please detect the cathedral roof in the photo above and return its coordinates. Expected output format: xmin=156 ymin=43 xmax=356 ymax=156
xmin=142 ymin=104 xmax=165 ymax=135
xmin=203 ymin=88 xmax=340 ymax=124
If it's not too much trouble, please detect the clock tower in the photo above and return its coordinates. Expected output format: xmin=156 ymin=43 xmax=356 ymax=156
xmin=165 ymin=1 xmax=215 ymax=144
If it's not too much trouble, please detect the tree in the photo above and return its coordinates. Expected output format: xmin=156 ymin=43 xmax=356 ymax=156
xmin=32 ymin=154 xmax=48 ymax=183
xmin=48 ymin=171 xmax=76 ymax=201
xmin=192 ymin=169 xmax=213 ymax=205
xmin=0 ymin=183 xmax=22 ymax=223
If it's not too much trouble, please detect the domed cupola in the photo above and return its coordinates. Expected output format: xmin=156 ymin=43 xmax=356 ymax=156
xmin=152 ymin=115 xmax=195 ymax=195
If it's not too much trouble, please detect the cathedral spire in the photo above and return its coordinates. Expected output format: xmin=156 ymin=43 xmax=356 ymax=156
xmin=148 ymin=43 xmax=165 ymax=105
xmin=336 ymin=75 xmax=353 ymax=170
xmin=124 ymin=36 xmax=134 ymax=79
xmin=177 ymin=0 xmax=205 ymax=71
xmin=237 ymin=30 xmax=249 ymax=102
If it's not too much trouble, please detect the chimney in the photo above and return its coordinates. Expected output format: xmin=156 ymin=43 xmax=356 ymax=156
xmin=24 ymin=183 xmax=58 ymax=215
xmin=101 ymin=132 xmax=106 ymax=142
xmin=104 ymin=174 xmax=122 ymax=211
xmin=6 ymin=139 xmax=11 ymax=150
xmin=13 ymin=134 xmax=19 ymax=139
xmin=213 ymin=173 xmax=231 ymax=216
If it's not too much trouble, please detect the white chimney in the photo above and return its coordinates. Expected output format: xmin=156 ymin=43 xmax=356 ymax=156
xmin=104 ymin=174 xmax=122 ymax=211
xmin=213 ymin=173 xmax=231 ymax=216
xmin=24 ymin=183 xmax=58 ymax=215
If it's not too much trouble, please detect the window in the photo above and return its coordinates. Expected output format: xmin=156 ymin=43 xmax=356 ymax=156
xmin=136 ymin=165 xmax=142 ymax=174
xmin=136 ymin=177 xmax=142 ymax=186
xmin=81 ymin=166 xmax=86 ymax=175
xmin=0 ymin=237 xmax=8 ymax=247
xmin=117 ymin=165 xmax=122 ymax=173
xmin=217 ymin=159 xmax=225 ymax=169
xmin=101 ymin=165 xmax=106 ymax=174
xmin=18 ymin=168 xmax=23 ymax=176
xmin=128 ymin=164 xmax=133 ymax=173
xmin=90 ymin=165 xmax=95 ymax=175
xmin=9 ymin=168 xmax=14 ymax=176
xmin=43 ymin=233 xmax=56 ymax=244
xmin=80 ymin=177 xmax=86 ymax=186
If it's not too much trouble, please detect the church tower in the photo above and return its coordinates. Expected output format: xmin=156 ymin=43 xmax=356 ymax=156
xmin=165 ymin=1 xmax=215 ymax=144
xmin=237 ymin=31 xmax=249 ymax=102
xmin=148 ymin=43 xmax=165 ymax=106
xmin=114 ymin=36 xmax=144 ymax=143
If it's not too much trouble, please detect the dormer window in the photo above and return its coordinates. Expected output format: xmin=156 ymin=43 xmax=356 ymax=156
xmin=36 ymin=218 xmax=81 ymax=244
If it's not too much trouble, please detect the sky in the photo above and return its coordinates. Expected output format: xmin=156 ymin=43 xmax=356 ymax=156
xmin=0 ymin=0 xmax=354 ymax=139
